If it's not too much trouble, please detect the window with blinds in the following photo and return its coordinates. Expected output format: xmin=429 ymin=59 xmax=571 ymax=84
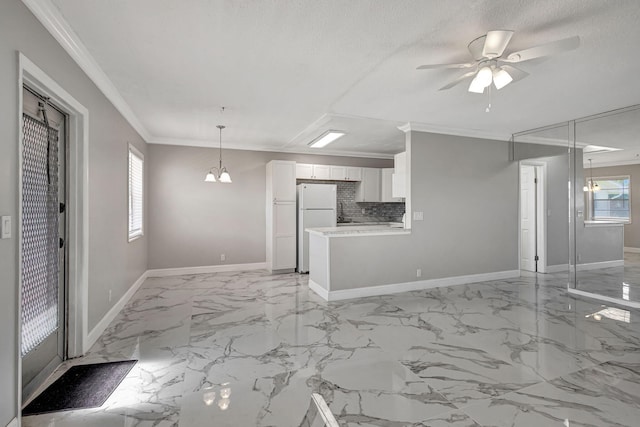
xmin=588 ymin=175 xmax=631 ymax=223
xmin=128 ymin=145 xmax=144 ymax=241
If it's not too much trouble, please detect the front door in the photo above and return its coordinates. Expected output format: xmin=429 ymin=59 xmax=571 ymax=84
xmin=21 ymin=86 xmax=67 ymax=402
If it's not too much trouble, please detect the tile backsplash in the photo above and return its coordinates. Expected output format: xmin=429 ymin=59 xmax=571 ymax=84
xmin=297 ymin=180 xmax=405 ymax=223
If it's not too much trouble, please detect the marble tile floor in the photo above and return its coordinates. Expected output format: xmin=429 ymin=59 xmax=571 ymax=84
xmin=22 ymin=270 xmax=640 ymax=426
xmin=576 ymin=251 xmax=640 ymax=303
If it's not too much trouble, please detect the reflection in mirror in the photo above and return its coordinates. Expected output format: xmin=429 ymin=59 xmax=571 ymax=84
xmin=513 ymin=124 xmax=570 ymax=277
xmin=576 ymin=106 xmax=640 ymax=304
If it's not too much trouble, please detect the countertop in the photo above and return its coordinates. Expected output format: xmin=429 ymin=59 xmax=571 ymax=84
xmin=337 ymin=221 xmax=403 ymax=227
xmin=307 ymin=224 xmax=410 ymax=237
xmin=584 ymin=220 xmax=625 ymax=227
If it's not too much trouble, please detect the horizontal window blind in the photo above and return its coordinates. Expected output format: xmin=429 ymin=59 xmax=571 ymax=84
xmin=590 ymin=176 xmax=631 ymax=222
xmin=128 ymin=147 xmax=144 ymax=240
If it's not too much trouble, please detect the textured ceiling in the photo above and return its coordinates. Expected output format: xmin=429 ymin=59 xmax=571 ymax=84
xmin=48 ymin=0 xmax=640 ymax=159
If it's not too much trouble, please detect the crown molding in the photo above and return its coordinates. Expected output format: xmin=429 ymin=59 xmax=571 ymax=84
xmin=398 ymin=121 xmax=510 ymax=141
xmin=21 ymin=0 xmax=152 ymax=142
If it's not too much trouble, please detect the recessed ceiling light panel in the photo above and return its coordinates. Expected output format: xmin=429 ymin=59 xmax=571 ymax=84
xmin=308 ymin=130 xmax=346 ymax=148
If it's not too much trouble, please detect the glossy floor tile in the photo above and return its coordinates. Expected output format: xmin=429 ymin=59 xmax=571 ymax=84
xmin=576 ymin=251 xmax=640 ymax=303
xmin=22 ymin=270 xmax=640 ymax=426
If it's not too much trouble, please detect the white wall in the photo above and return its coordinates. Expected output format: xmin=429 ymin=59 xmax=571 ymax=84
xmin=147 ymin=144 xmax=392 ymax=269
xmin=0 ymin=1 xmax=147 ymax=422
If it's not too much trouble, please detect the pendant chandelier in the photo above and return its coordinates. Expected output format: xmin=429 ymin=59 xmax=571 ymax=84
xmin=583 ymin=158 xmax=599 ymax=192
xmin=204 ymin=124 xmax=232 ymax=184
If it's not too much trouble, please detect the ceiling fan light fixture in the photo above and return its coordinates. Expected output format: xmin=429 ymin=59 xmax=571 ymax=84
xmin=468 ymin=77 xmax=485 ymax=93
xmin=492 ymin=67 xmax=513 ymax=90
xmin=476 ymin=66 xmax=493 ymax=87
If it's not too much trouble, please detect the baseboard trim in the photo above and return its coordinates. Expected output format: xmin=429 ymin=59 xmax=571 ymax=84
xmin=308 ymin=279 xmax=329 ymax=301
xmin=544 ymin=260 xmax=624 ymax=274
xmin=147 ymin=262 xmax=267 ymax=277
xmin=311 ymin=270 xmax=520 ymax=302
xmin=85 ymin=270 xmax=148 ymax=352
xmin=568 ymin=288 xmax=640 ymax=309
xmin=624 ymin=247 xmax=640 ymax=253
xmin=6 ymin=417 xmax=18 ymax=427
xmin=577 ymin=260 xmax=624 ymax=271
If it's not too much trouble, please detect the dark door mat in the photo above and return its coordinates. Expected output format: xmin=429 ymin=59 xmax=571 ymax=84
xmin=22 ymin=360 xmax=137 ymax=416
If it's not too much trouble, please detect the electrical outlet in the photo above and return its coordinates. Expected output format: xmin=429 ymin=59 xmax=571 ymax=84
xmin=416 ymin=269 xmax=422 ymax=278
xmin=413 ymin=211 xmax=424 ymax=221
xmin=220 ymin=254 xmax=226 ymax=261
xmin=108 ymin=289 xmax=112 ymax=302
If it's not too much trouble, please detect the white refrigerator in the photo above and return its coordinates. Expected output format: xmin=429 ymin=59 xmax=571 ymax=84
xmin=297 ymin=184 xmax=337 ymax=273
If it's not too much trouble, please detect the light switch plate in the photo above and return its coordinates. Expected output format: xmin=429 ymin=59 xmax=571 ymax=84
xmin=1 ymin=216 xmax=11 ymax=239
xmin=413 ymin=211 xmax=424 ymax=221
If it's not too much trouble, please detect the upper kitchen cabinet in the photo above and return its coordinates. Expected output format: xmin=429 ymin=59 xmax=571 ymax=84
xmin=330 ymin=166 xmax=362 ymax=181
xmin=355 ymin=167 xmax=381 ymax=202
xmin=296 ymin=163 xmax=331 ymax=180
xmin=381 ymin=168 xmax=403 ymax=202
xmin=270 ymin=160 xmax=296 ymax=201
xmin=392 ymin=152 xmax=407 ymax=198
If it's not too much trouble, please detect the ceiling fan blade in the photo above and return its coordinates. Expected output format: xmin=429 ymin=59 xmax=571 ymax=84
xmin=417 ymin=62 xmax=474 ymax=70
xmin=482 ymin=30 xmax=514 ymax=58
xmin=439 ymin=71 xmax=477 ymax=90
xmin=504 ymin=35 xmax=580 ymax=63
xmin=500 ymin=65 xmax=529 ymax=82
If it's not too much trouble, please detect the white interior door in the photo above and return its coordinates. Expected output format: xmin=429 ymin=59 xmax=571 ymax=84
xmin=520 ymin=165 xmax=537 ymax=272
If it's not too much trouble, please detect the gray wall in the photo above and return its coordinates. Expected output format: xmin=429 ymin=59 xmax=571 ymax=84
xmin=324 ymin=131 xmax=519 ymax=291
xmin=592 ymin=164 xmax=640 ymax=248
xmin=0 ymin=0 xmax=147 ymax=422
xmin=147 ymin=144 xmax=391 ymax=269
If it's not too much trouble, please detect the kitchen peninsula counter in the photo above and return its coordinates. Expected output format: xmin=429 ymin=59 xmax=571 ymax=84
xmin=307 ymin=225 xmax=413 ymax=301
xmin=307 ymin=225 xmax=410 ymax=238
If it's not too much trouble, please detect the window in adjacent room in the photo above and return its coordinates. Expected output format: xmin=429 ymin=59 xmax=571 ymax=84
xmin=588 ymin=175 xmax=630 ymax=223
xmin=128 ymin=144 xmax=144 ymax=241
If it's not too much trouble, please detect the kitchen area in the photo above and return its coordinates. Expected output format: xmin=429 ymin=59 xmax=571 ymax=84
xmin=266 ymin=152 xmax=410 ymax=292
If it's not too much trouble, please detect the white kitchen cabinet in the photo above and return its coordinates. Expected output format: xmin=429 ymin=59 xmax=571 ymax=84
xmin=313 ymin=164 xmax=331 ymax=180
xmin=346 ymin=167 xmax=362 ymax=181
xmin=355 ymin=167 xmax=381 ymax=202
xmin=296 ymin=163 xmax=331 ymax=180
xmin=296 ymin=163 xmax=313 ymax=179
xmin=266 ymin=160 xmax=296 ymax=272
xmin=381 ymin=168 xmax=403 ymax=202
xmin=392 ymin=152 xmax=407 ymax=198
xmin=330 ymin=166 xmax=346 ymax=181
xmin=329 ymin=165 xmax=362 ymax=181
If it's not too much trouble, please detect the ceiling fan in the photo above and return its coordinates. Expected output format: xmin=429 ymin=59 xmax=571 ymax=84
xmin=417 ymin=31 xmax=580 ymax=93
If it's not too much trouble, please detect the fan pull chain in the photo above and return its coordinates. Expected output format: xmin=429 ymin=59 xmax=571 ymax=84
xmin=486 ymin=84 xmax=492 ymax=113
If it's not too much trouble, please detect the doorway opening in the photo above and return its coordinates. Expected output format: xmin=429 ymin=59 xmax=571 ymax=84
xmin=19 ymin=53 xmax=90 ymax=415
xmin=520 ymin=162 xmax=547 ymax=273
